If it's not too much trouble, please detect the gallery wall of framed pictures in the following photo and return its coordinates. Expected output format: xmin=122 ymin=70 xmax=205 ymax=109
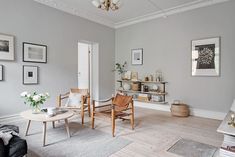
xmin=0 ymin=32 xmax=47 ymax=84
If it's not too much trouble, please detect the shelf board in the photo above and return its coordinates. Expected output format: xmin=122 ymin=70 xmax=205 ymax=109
xmin=118 ymin=89 xmax=167 ymax=95
xmin=133 ymin=99 xmax=168 ymax=104
xmin=117 ymin=80 xmax=167 ymax=84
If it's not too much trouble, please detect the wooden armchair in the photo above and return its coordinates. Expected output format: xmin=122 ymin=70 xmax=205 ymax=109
xmin=57 ymin=88 xmax=91 ymax=125
xmin=91 ymin=94 xmax=134 ymax=137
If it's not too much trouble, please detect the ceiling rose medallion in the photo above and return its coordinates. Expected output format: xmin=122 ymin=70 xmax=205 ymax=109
xmin=92 ymin=0 xmax=120 ymax=11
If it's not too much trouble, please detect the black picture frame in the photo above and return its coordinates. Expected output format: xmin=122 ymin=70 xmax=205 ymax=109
xmin=0 ymin=65 xmax=3 ymax=81
xmin=23 ymin=65 xmax=39 ymax=85
xmin=131 ymin=48 xmax=143 ymax=65
xmin=23 ymin=42 xmax=47 ymax=63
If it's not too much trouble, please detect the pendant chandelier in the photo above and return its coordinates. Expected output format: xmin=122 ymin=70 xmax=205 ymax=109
xmin=92 ymin=0 xmax=120 ymax=11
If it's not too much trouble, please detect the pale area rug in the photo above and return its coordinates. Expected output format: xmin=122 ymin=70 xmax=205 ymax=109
xmin=167 ymin=138 xmax=218 ymax=157
xmin=15 ymin=121 xmax=131 ymax=157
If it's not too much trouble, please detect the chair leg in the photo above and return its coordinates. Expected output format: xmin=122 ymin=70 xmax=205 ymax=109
xmin=81 ymin=110 xmax=84 ymax=125
xmin=131 ymin=113 xmax=134 ymax=130
xmin=112 ymin=109 xmax=115 ymax=137
xmin=88 ymin=104 xmax=91 ymax=117
xmin=91 ymin=112 xmax=95 ymax=129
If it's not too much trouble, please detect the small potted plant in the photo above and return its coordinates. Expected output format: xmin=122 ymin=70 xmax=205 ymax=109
xmin=21 ymin=91 xmax=49 ymax=114
xmin=113 ymin=61 xmax=127 ymax=80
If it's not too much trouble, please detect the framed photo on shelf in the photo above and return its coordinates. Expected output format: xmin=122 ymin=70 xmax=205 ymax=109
xmin=0 ymin=65 xmax=3 ymax=81
xmin=131 ymin=48 xmax=143 ymax=65
xmin=23 ymin=42 xmax=47 ymax=63
xmin=23 ymin=65 xmax=38 ymax=85
xmin=192 ymin=37 xmax=220 ymax=76
xmin=0 ymin=34 xmax=14 ymax=60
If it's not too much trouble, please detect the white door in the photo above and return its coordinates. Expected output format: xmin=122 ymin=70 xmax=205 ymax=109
xmin=78 ymin=43 xmax=90 ymax=89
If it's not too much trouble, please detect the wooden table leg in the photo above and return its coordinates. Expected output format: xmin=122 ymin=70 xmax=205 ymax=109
xmin=25 ymin=120 xmax=31 ymax=136
xmin=52 ymin=121 xmax=55 ymax=128
xmin=64 ymin=119 xmax=70 ymax=138
xmin=43 ymin=122 xmax=47 ymax=147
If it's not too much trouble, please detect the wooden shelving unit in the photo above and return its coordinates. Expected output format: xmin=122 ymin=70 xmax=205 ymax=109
xmin=117 ymin=80 xmax=168 ymax=104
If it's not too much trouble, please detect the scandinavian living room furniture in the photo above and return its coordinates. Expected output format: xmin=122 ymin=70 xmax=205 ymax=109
xmin=91 ymin=94 xmax=134 ymax=137
xmin=0 ymin=125 xmax=27 ymax=157
xmin=57 ymin=88 xmax=91 ymax=125
xmin=20 ymin=110 xmax=74 ymax=147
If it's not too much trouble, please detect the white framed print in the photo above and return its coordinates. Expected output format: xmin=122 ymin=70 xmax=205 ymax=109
xmin=0 ymin=34 xmax=14 ymax=60
xmin=131 ymin=48 xmax=143 ymax=65
xmin=23 ymin=42 xmax=47 ymax=63
xmin=0 ymin=65 xmax=3 ymax=81
xmin=23 ymin=65 xmax=38 ymax=85
xmin=192 ymin=37 xmax=220 ymax=76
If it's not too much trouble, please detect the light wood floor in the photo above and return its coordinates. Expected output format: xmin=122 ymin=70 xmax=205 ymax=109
xmin=92 ymin=107 xmax=223 ymax=157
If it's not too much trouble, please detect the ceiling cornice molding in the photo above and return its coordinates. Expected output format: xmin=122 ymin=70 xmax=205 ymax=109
xmin=33 ymin=0 xmax=115 ymax=28
xmin=115 ymin=0 xmax=231 ymax=28
xmin=33 ymin=0 xmax=230 ymax=29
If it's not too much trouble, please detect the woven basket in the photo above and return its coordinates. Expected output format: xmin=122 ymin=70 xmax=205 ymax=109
xmin=170 ymin=104 xmax=189 ymax=117
xmin=131 ymin=82 xmax=141 ymax=91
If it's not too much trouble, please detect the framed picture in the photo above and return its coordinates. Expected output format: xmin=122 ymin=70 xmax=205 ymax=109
xmin=131 ymin=48 xmax=143 ymax=65
xmin=0 ymin=65 xmax=3 ymax=81
xmin=23 ymin=42 xmax=47 ymax=63
xmin=192 ymin=37 xmax=220 ymax=76
xmin=23 ymin=65 xmax=38 ymax=85
xmin=0 ymin=34 xmax=14 ymax=60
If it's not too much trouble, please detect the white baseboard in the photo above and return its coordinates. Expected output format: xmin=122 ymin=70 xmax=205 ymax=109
xmin=134 ymin=101 xmax=226 ymax=120
xmin=0 ymin=114 xmax=23 ymax=124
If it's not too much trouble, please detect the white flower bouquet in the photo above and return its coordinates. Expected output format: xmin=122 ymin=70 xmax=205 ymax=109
xmin=21 ymin=91 xmax=49 ymax=113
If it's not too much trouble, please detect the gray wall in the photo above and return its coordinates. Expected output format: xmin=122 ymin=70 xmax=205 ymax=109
xmin=0 ymin=0 xmax=115 ymax=116
xmin=115 ymin=1 xmax=235 ymax=113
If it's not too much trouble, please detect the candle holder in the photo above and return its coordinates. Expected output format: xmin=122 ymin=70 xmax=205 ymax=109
xmin=228 ymin=114 xmax=235 ymax=127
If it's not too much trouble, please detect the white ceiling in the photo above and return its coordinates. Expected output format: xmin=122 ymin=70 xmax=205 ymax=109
xmin=34 ymin=0 xmax=230 ymax=28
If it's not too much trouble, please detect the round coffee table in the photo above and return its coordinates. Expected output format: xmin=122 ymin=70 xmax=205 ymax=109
xmin=20 ymin=110 xmax=74 ymax=147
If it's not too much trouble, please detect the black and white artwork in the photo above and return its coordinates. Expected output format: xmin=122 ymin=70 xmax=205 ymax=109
xmin=23 ymin=42 xmax=47 ymax=63
xmin=0 ymin=34 xmax=14 ymax=60
xmin=192 ymin=37 xmax=220 ymax=76
xmin=132 ymin=48 xmax=143 ymax=65
xmin=0 ymin=65 xmax=3 ymax=81
xmin=23 ymin=65 xmax=38 ymax=85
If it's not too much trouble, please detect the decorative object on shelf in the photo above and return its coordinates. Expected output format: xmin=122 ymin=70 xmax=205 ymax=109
xmin=143 ymin=85 xmax=149 ymax=92
xmin=131 ymin=48 xmax=143 ymax=65
xmin=23 ymin=65 xmax=39 ymax=85
xmin=149 ymin=75 xmax=153 ymax=81
xmin=155 ymin=70 xmax=163 ymax=82
xmin=138 ymin=94 xmax=149 ymax=102
xmin=151 ymin=95 xmax=162 ymax=102
xmin=113 ymin=61 xmax=127 ymax=79
xmin=144 ymin=76 xmax=149 ymax=82
xmin=124 ymin=71 xmax=132 ymax=80
xmin=171 ymin=102 xmax=189 ymax=117
xmin=92 ymin=0 xmax=120 ymax=11
xmin=131 ymin=71 xmax=138 ymax=81
xmin=123 ymin=83 xmax=131 ymax=90
xmin=152 ymin=84 xmax=159 ymax=91
xmin=0 ymin=34 xmax=14 ymax=60
xmin=0 ymin=65 xmax=3 ymax=81
xmin=192 ymin=37 xmax=220 ymax=76
xmin=131 ymin=82 xmax=141 ymax=91
xmin=21 ymin=91 xmax=49 ymax=114
xmin=228 ymin=113 xmax=235 ymax=127
xmin=23 ymin=42 xmax=47 ymax=63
